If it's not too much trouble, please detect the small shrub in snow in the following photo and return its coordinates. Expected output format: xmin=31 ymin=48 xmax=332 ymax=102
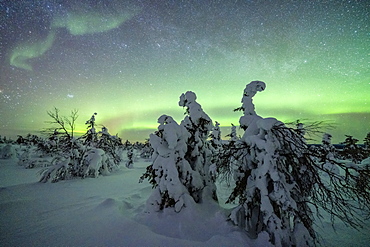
xmin=39 ymin=139 xmax=84 ymax=182
xmin=80 ymin=148 xmax=110 ymax=178
xmin=39 ymin=157 xmax=72 ymax=183
xmin=39 ymin=110 xmax=122 ymax=182
xmin=0 ymin=144 xmax=16 ymax=159
xmin=17 ymin=148 xmax=30 ymax=167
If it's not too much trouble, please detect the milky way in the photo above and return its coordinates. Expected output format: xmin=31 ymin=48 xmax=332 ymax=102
xmin=0 ymin=0 xmax=369 ymax=143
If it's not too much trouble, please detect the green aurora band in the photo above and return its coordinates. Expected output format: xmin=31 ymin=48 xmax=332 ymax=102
xmin=1 ymin=1 xmax=369 ymax=144
xmin=51 ymin=5 xmax=139 ymax=35
xmin=9 ymin=3 xmax=139 ymax=70
xmin=10 ymin=31 xmax=56 ymax=71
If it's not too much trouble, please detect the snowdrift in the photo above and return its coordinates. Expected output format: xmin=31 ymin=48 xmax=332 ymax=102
xmin=0 ymin=155 xmax=369 ymax=246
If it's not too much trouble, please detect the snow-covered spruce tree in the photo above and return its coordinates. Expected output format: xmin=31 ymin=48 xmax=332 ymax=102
xmin=364 ymin=132 xmax=370 ymax=149
xmin=140 ymin=115 xmax=198 ymax=212
xmin=140 ymin=139 xmax=153 ymax=159
xmin=226 ymin=123 xmax=238 ymax=142
xmin=217 ymin=124 xmax=243 ymax=185
xmin=97 ymin=126 xmax=123 ymax=165
xmin=210 ymin=121 xmax=222 ymax=150
xmin=79 ymin=114 xmax=121 ymax=177
xmin=339 ymin=135 xmax=367 ymax=164
xmin=226 ymin=81 xmax=316 ymax=246
xmin=209 ymin=121 xmax=222 ymax=179
xmin=318 ymin=133 xmax=339 ymax=175
xmin=125 ymin=145 xmax=134 ymax=168
xmin=37 ymin=130 xmax=59 ymax=156
xmin=363 ymin=132 xmax=370 ymax=159
xmin=179 ymin=91 xmax=218 ymax=202
xmin=222 ymin=81 xmax=370 ymax=246
xmin=83 ymin=112 xmax=98 ymax=146
xmin=123 ymin=140 xmax=132 ymax=150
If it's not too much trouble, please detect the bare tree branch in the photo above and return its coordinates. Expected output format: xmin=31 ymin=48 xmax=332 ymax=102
xmin=43 ymin=107 xmax=78 ymax=140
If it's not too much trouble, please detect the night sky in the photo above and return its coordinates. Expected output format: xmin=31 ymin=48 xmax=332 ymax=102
xmin=0 ymin=0 xmax=369 ymax=143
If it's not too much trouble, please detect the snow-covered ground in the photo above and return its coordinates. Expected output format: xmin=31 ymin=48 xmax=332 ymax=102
xmin=0 ymin=154 xmax=369 ymax=246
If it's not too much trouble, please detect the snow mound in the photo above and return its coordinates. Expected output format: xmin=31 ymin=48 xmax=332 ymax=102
xmin=137 ymin=199 xmax=251 ymax=245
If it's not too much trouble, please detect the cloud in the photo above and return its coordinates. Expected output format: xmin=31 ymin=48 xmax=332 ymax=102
xmin=9 ymin=31 xmax=56 ymax=71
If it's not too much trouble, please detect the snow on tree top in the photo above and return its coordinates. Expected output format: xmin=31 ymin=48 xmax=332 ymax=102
xmin=257 ymin=117 xmax=282 ymax=131
xmin=179 ymin=91 xmax=213 ymax=130
xmin=239 ymin=81 xmax=266 ymax=137
xmin=179 ymin=91 xmax=197 ymax=106
xmin=241 ymin=81 xmax=266 ymax=116
xmin=322 ymin=133 xmax=332 ymax=144
xmin=157 ymin=114 xmax=175 ymax=125
xmin=155 ymin=114 xmax=187 ymax=150
xmin=244 ymin=80 xmax=266 ymax=98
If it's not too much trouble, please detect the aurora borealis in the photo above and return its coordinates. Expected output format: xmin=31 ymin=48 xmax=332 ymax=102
xmin=0 ymin=0 xmax=369 ymax=143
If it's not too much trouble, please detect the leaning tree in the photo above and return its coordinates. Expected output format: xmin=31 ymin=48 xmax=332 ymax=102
xmin=219 ymin=81 xmax=370 ymax=247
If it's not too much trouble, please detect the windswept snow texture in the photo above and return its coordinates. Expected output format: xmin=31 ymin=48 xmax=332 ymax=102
xmin=0 ymin=154 xmax=250 ymax=247
xmin=0 ymin=151 xmax=369 ymax=246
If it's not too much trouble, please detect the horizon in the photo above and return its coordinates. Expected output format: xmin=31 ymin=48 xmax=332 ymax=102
xmin=0 ymin=117 xmax=367 ymax=145
xmin=1 ymin=1 xmax=369 ymax=144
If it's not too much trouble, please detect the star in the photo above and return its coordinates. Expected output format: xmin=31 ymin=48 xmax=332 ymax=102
xmin=0 ymin=0 xmax=368 ymax=144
